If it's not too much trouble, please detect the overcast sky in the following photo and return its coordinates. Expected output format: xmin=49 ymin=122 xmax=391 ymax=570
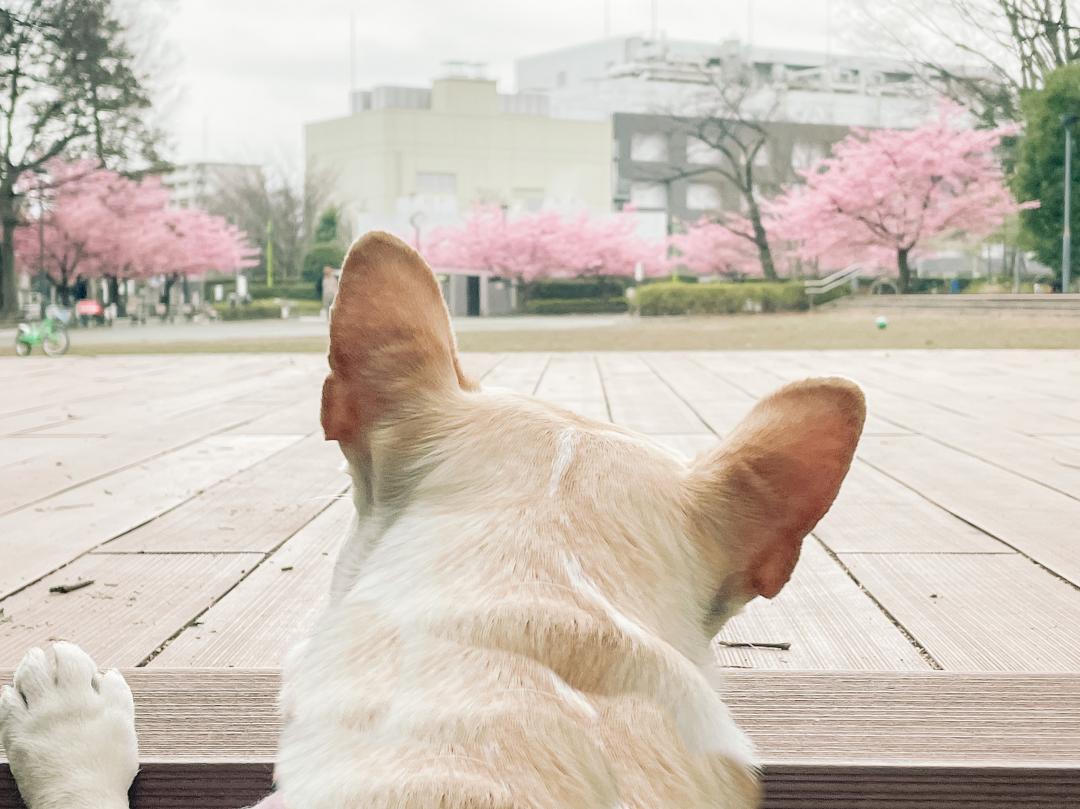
xmin=157 ymin=0 xmax=847 ymax=170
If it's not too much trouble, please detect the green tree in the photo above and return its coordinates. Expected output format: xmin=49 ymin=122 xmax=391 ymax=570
xmin=1012 ymin=63 xmax=1080 ymax=287
xmin=313 ymin=206 xmax=340 ymax=243
xmin=301 ymin=205 xmax=345 ymax=283
xmin=0 ymin=0 xmax=160 ymax=321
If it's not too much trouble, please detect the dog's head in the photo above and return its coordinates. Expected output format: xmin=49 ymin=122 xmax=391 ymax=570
xmin=321 ymin=232 xmax=864 ymax=646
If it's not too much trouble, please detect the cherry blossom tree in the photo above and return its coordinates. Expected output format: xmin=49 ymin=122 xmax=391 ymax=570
xmin=15 ymin=160 xmax=257 ymax=312
xmin=768 ymin=107 xmax=1032 ymax=292
xmin=667 ymin=215 xmax=765 ymax=278
xmin=422 ymin=207 xmax=666 ymax=280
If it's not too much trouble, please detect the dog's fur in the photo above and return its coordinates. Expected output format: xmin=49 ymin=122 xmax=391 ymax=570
xmin=1 ymin=232 xmax=865 ymax=809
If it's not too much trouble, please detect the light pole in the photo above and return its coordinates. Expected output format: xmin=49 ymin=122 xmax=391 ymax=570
xmin=1062 ymin=114 xmax=1077 ymax=293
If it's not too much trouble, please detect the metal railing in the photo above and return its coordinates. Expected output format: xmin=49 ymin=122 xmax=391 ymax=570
xmin=805 ymin=264 xmax=862 ymax=305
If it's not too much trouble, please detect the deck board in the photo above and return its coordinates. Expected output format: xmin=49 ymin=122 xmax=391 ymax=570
xmin=714 ymin=540 xmax=932 ymax=671
xmin=103 ymin=434 xmax=346 ymax=554
xmin=838 ymin=553 xmax=1080 ymax=671
xmin=0 ymin=433 xmax=299 ymax=599
xmin=4 ymin=669 xmax=1079 ymax=808
xmin=858 ymin=435 xmax=1080 ymax=588
xmin=0 ymin=553 xmax=260 ymax=667
xmin=149 ymin=499 xmax=352 ymax=668
xmin=3 ymin=350 xmax=1080 ymax=678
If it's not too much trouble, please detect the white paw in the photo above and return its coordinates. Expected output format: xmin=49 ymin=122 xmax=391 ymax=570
xmin=0 ymin=642 xmax=137 ymax=809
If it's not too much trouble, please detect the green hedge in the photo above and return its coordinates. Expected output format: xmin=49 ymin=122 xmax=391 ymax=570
xmin=634 ymin=282 xmax=808 ymax=316
xmin=249 ymin=283 xmax=319 ymax=301
xmin=523 ymin=297 xmax=629 ymax=315
xmin=525 ymin=277 xmax=631 ymax=300
xmin=213 ymin=300 xmax=321 ymax=321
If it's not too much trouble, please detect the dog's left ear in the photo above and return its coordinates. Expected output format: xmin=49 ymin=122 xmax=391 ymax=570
xmin=687 ymin=378 xmax=865 ymax=600
xmin=321 ymin=231 xmax=474 ymax=447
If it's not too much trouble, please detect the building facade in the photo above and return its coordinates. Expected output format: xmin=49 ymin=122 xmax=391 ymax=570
xmin=162 ymin=162 xmax=262 ymax=209
xmin=304 ymin=74 xmax=613 ymax=238
xmin=516 ymin=36 xmax=958 ymax=236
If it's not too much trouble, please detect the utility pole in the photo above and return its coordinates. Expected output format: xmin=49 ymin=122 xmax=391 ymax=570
xmin=265 ymin=218 xmax=274 ymax=288
xmin=1063 ymin=114 xmax=1077 ymax=293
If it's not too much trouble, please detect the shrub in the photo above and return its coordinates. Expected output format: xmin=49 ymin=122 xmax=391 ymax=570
xmin=249 ymin=283 xmax=319 ymax=301
xmin=633 ymin=282 xmax=808 ymax=316
xmin=213 ymin=299 xmax=321 ymax=321
xmin=302 ymin=242 xmax=346 ymax=283
xmin=523 ymin=297 xmax=629 ymax=315
xmin=525 ymin=277 xmax=631 ymax=300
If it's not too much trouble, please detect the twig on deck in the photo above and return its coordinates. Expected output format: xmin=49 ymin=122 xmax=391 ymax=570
xmin=49 ymin=579 xmax=94 ymax=594
xmin=717 ymin=640 xmax=791 ymax=651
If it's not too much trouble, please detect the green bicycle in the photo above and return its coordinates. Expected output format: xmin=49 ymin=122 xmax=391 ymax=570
xmin=15 ymin=306 xmax=71 ymax=357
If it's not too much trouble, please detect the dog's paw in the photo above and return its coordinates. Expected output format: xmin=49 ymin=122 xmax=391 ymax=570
xmin=0 ymin=642 xmax=137 ymax=809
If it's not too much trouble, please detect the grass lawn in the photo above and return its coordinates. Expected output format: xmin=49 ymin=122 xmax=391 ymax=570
xmin=61 ymin=309 xmax=1080 ymax=355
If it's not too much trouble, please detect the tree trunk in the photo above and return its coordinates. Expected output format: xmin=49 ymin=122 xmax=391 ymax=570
xmin=162 ymin=273 xmax=180 ymax=318
xmin=0 ymin=188 xmax=19 ymax=324
xmin=897 ymin=247 xmax=912 ymax=293
xmin=745 ymin=196 xmax=778 ymax=281
xmin=106 ymin=274 xmax=127 ymax=318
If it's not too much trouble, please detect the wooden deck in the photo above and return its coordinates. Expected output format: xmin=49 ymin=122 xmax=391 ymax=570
xmin=3 ymin=350 xmax=1080 ymax=806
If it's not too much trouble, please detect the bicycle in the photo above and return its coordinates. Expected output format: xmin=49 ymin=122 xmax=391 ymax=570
xmin=15 ymin=305 xmax=71 ymax=357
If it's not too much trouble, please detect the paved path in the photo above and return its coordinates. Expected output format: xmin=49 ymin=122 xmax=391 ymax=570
xmin=0 ymin=314 xmax=624 ymax=347
xmin=2 ymin=350 xmax=1079 ymax=673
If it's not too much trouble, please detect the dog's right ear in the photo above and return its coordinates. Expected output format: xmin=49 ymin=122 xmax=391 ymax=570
xmin=321 ymin=231 xmax=474 ymax=447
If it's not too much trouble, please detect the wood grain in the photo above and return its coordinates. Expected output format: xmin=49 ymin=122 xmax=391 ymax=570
xmin=2 ymin=669 xmax=1077 ymax=808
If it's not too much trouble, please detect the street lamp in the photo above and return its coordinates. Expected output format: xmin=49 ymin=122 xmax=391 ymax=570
xmin=1062 ymin=114 xmax=1077 ymax=293
xmin=409 ymin=211 xmax=426 ymax=254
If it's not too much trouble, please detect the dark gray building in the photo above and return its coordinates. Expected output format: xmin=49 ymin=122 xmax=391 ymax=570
xmin=611 ymin=112 xmax=849 ymax=227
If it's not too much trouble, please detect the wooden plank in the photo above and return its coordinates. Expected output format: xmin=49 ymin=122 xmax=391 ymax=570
xmin=0 ymin=402 xmax=271 ymax=514
xmin=533 ymin=354 xmax=610 ymax=421
xmin=3 ymin=670 xmax=1078 ymax=808
xmin=0 ymin=553 xmax=261 ymax=668
xmin=650 ymin=433 xmax=720 ymax=459
xmin=601 ymin=370 xmax=711 ymax=435
xmin=838 ymin=553 xmax=1080 ymax=672
xmin=859 ymin=435 xmax=1080 ymax=588
xmin=815 ymin=461 xmax=1009 ymax=554
xmin=104 ymin=434 xmax=346 ymax=553
xmin=714 ymin=539 xmax=930 ymax=671
xmin=149 ymin=500 xmax=352 ymax=667
xmin=0 ymin=434 xmax=300 ymax=599
xmin=458 ymin=352 xmax=505 ymax=381
xmin=480 ymin=353 xmax=549 ymax=395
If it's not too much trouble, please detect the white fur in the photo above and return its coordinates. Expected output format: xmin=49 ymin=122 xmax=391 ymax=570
xmin=548 ymin=427 xmax=578 ymax=496
xmin=0 ymin=642 xmax=137 ymax=809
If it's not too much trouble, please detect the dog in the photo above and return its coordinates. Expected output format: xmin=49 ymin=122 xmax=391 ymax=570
xmin=1 ymin=232 xmax=865 ymax=809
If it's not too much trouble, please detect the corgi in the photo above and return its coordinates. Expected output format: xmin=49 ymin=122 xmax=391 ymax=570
xmin=1 ymin=232 xmax=865 ymax=809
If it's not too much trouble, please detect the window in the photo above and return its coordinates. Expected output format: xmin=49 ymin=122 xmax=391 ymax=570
xmin=686 ymin=136 xmax=722 ymax=166
xmin=630 ymin=182 xmax=667 ymax=210
xmin=416 ymin=172 xmax=457 ymax=195
xmin=513 ymin=188 xmax=544 ymax=212
xmin=686 ymin=183 xmax=723 ymax=212
xmin=792 ymin=141 xmax=825 ymax=171
xmin=630 ymin=132 xmax=669 ymax=163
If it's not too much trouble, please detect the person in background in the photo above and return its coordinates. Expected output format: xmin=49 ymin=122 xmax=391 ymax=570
xmin=321 ymin=265 xmax=339 ymax=319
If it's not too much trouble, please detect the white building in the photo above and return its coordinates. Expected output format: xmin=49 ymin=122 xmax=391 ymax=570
xmin=515 ymin=36 xmax=944 ymax=129
xmin=162 ymin=161 xmax=262 ymax=210
xmin=304 ymin=69 xmax=612 ymax=239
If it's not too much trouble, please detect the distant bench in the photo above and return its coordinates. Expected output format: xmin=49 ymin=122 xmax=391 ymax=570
xmin=2 ymin=670 xmax=1079 ymax=808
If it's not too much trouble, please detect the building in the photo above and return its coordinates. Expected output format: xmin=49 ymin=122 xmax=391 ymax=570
xmin=162 ymin=161 xmax=262 ymax=209
xmin=516 ymin=36 xmax=959 ymax=234
xmin=304 ymin=69 xmax=613 ymax=238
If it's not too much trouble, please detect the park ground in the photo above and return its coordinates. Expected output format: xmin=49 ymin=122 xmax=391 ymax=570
xmin=6 ymin=308 xmax=1080 ymax=355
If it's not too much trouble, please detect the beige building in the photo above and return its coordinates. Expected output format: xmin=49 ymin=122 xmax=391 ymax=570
xmin=303 ymin=74 xmax=612 ymax=237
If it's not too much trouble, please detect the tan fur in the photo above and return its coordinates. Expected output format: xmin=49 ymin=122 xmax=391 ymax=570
xmin=278 ymin=232 xmax=866 ymax=809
